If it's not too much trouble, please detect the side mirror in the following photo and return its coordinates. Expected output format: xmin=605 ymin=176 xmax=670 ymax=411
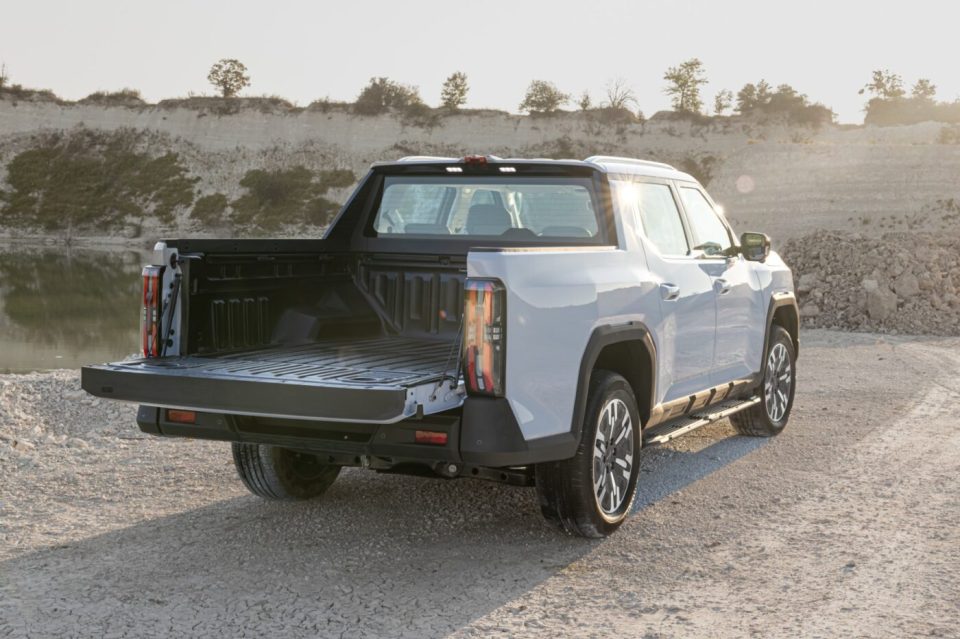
xmin=740 ymin=232 xmax=771 ymax=262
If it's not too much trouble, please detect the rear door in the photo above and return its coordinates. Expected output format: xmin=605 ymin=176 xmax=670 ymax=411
xmin=677 ymin=185 xmax=765 ymax=384
xmin=631 ymin=181 xmax=717 ymax=403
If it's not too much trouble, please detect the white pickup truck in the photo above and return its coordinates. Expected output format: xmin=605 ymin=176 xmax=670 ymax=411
xmin=82 ymin=155 xmax=798 ymax=537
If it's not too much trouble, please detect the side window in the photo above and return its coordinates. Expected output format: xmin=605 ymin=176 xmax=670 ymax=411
xmin=679 ymin=187 xmax=732 ymax=255
xmin=635 ymin=183 xmax=689 ymax=256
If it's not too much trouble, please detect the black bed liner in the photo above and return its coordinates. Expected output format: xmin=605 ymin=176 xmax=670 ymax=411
xmin=81 ymin=336 xmax=463 ymax=423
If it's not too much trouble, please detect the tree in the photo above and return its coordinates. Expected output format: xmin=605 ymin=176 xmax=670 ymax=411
xmin=859 ymin=69 xmax=905 ymax=100
xmin=207 ymin=59 xmax=250 ymax=98
xmin=912 ymin=78 xmax=936 ymax=101
xmin=714 ymin=89 xmax=733 ymax=115
xmin=604 ymin=78 xmax=637 ymax=110
xmin=577 ymin=91 xmax=592 ymax=111
xmin=0 ymin=63 xmax=8 ymax=92
xmin=440 ymin=71 xmax=469 ymax=110
xmin=663 ymin=58 xmax=707 ymax=113
xmin=354 ymin=77 xmax=423 ymax=115
xmin=518 ymin=80 xmax=569 ymax=113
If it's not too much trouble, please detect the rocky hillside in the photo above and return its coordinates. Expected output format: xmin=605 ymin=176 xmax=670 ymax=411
xmin=1 ymin=99 xmax=960 ymax=244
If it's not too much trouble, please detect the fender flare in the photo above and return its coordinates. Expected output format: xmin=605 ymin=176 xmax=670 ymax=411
xmin=568 ymin=322 xmax=658 ymax=442
xmin=764 ymin=291 xmax=800 ymax=361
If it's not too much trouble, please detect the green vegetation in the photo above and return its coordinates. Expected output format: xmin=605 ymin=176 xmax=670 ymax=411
xmin=207 ymin=59 xmax=250 ymax=98
xmin=354 ymin=77 xmax=423 ymax=115
xmin=860 ymin=70 xmax=960 ymax=126
xmin=0 ymin=128 xmax=197 ymax=231
xmin=713 ymin=89 xmax=733 ymax=115
xmin=230 ymin=166 xmax=356 ymax=230
xmin=440 ymin=72 xmax=469 ymax=110
xmin=663 ymin=58 xmax=707 ymax=114
xmin=79 ymin=88 xmax=144 ymax=106
xmin=191 ymin=193 xmax=229 ymax=226
xmin=519 ymin=80 xmax=569 ymax=114
xmin=735 ymin=81 xmax=834 ymax=126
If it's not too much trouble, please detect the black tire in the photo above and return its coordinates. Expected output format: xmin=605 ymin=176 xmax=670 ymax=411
xmin=232 ymin=443 xmax=341 ymax=500
xmin=730 ymin=325 xmax=796 ymax=437
xmin=535 ymin=371 xmax=641 ymax=538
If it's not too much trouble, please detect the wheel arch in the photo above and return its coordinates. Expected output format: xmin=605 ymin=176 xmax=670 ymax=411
xmin=571 ymin=323 xmax=657 ymax=439
xmin=766 ymin=292 xmax=800 ymax=360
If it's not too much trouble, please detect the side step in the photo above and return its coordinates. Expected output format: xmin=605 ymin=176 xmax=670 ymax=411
xmin=643 ymin=397 xmax=761 ymax=446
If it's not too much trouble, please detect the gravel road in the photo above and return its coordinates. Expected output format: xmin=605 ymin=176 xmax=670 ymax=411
xmin=1 ymin=329 xmax=958 ymax=638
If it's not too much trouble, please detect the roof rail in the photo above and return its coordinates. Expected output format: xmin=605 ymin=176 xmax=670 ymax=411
xmin=396 ymin=156 xmax=458 ymax=162
xmin=584 ymin=155 xmax=676 ymax=170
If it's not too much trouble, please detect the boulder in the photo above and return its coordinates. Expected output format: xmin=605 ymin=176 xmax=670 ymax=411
xmin=866 ymin=287 xmax=898 ymax=321
xmin=893 ymin=272 xmax=920 ymax=298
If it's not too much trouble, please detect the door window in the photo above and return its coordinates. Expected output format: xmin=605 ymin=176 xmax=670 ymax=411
xmin=679 ymin=187 xmax=732 ymax=255
xmin=635 ymin=183 xmax=689 ymax=256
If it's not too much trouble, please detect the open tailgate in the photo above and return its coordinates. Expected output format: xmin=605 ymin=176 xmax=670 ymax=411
xmin=81 ymin=337 xmax=464 ymax=423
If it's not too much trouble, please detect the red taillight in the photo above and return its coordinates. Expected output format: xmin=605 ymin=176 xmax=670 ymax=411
xmin=166 ymin=409 xmax=196 ymax=424
xmin=414 ymin=430 xmax=448 ymax=445
xmin=463 ymin=279 xmax=506 ymax=396
xmin=462 ymin=155 xmax=488 ymax=166
xmin=142 ymin=265 xmax=165 ymax=358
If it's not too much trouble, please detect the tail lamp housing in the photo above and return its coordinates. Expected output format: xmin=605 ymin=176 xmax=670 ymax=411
xmin=142 ymin=265 xmax=165 ymax=358
xmin=463 ymin=279 xmax=506 ymax=396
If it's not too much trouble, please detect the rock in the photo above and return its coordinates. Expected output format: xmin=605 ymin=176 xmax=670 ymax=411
xmin=800 ymin=303 xmax=821 ymax=318
xmin=893 ymin=272 xmax=920 ymax=298
xmin=797 ymin=273 xmax=819 ymax=294
xmin=862 ymin=279 xmax=879 ymax=292
xmin=866 ymin=287 xmax=898 ymax=321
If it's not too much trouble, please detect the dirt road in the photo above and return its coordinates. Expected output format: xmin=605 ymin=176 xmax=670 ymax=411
xmin=1 ymin=330 xmax=958 ymax=638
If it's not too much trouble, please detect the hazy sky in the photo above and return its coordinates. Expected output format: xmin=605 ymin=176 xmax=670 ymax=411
xmin=3 ymin=0 xmax=958 ymax=123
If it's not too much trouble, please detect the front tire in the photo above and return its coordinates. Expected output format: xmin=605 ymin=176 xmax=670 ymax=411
xmin=232 ymin=443 xmax=341 ymax=500
xmin=730 ymin=325 xmax=796 ymax=437
xmin=535 ymin=371 xmax=641 ymax=538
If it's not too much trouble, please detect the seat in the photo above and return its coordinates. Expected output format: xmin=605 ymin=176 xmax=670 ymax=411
xmin=465 ymin=203 xmax=512 ymax=236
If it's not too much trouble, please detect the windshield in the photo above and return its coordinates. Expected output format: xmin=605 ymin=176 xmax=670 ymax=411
xmin=370 ymin=176 xmax=602 ymax=241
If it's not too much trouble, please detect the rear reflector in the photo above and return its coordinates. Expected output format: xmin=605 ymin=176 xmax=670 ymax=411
xmin=166 ymin=409 xmax=196 ymax=424
xmin=141 ymin=265 xmax=165 ymax=358
xmin=414 ymin=430 xmax=448 ymax=445
xmin=463 ymin=278 xmax=506 ymax=396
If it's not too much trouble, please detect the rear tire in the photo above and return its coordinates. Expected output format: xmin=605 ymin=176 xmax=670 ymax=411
xmin=232 ymin=443 xmax=341 ymax=500
xmin=535 ymin=371 xmax=641 ymax=538
xmin=730 ymin=325 xmax=796 ymax=437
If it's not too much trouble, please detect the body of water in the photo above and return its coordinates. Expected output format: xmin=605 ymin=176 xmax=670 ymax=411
xmin=0 ymin=245 xmax=150 ymax=372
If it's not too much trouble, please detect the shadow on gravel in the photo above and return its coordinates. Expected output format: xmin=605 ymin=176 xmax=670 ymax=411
xmin=0 ymin=433 xmax=765 ymax=637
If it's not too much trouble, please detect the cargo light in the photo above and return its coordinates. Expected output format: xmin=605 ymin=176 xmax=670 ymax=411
xmin=463 ymin=279 xmax=506 ymax=396
xmin=414 ymin=430 xmax=448 ymax=445
xmin=167 ymin=409 xmax=197 ymax=424
xmin=141 ymin=265 xmax=165 ymax=358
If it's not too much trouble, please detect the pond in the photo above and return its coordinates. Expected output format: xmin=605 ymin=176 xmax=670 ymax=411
xmin=0 ymin=245 xmax=150 ymax=372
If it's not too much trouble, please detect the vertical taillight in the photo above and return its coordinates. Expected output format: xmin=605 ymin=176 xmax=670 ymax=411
xmin=142 ymin=265 xmax=165 ymax=358
xmin=463 ymin=279 xmax=506 ymax=396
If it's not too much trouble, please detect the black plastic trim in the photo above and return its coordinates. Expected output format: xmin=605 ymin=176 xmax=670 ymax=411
xmin=765 ymin=291 xmax=800 ymax=359
xmin=569 ymin=322 xmax=657 ymax=442
xmin=459 ymin=397 xmax=578 ymax=466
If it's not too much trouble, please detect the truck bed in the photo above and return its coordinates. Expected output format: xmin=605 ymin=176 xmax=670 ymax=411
xmin=82 ymin=336 xmax=465 ymax=423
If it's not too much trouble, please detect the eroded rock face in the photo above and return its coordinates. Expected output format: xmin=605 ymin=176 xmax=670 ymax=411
xmin=782 ymin=230 xmax=960 ymax=335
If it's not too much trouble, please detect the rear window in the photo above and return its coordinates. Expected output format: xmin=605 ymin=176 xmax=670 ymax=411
xmin=371 ymin=176 xmax=601 ymax=241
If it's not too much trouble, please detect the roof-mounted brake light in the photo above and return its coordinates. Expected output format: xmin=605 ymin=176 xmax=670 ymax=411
xmin=462 ymin=155 xmax=488 ymax=166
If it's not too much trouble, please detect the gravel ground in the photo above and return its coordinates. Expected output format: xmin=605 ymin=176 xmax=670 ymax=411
xmin=1 ymin=329 xmax=959 ymax=638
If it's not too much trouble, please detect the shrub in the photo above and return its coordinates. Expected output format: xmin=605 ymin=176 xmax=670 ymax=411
xmin=191 ymin=193 xmax=229 ymax=225
xmin=519 ymin=80 xmax=569 ymax=114
xmin=354 ymin=77 xmax=423 ymax=115
xmin=230 ymin=167 xmax=356 ymax=229
xmin=0 ymin=128 xmax=197 ymax=230
xmin=79 ymin=88 xmax=145 ymax=106
xmin=736 ymin=81 xmax=834 ymax=126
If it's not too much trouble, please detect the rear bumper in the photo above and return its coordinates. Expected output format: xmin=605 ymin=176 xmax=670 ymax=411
xmin=137 ymin=397 xmax=579 ymax=469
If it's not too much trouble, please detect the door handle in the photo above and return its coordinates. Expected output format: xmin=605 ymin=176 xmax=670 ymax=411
xmin=714 ymin=278 xmax=731 ymax=294
xmin=660 ymin=283 xmax=680 ymax=301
